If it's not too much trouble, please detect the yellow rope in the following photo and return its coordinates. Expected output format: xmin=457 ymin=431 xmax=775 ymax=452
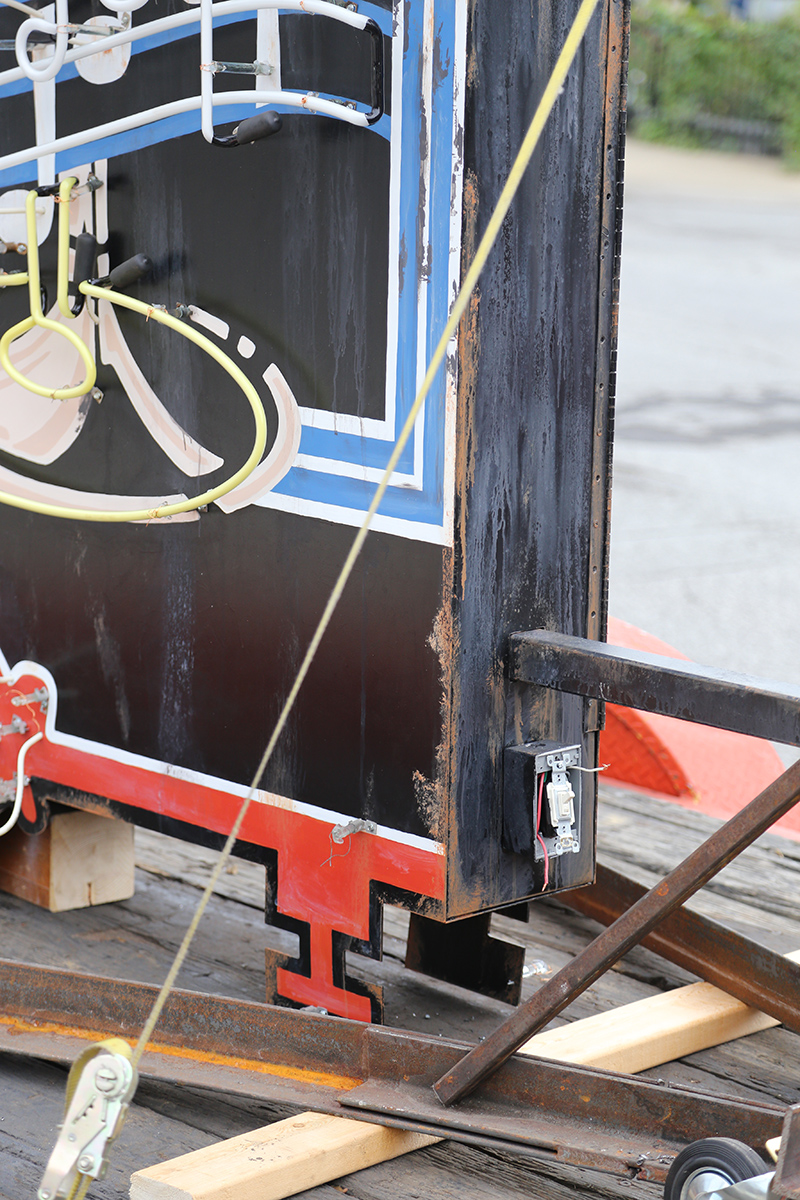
xmin=129 ymin=0 xmax=602 ymax=1067
xmin=66 ymin=1177 xmax=91 ymax=1200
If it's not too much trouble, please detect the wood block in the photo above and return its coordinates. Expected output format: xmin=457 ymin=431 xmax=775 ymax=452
xmin=0 ymin=810 xmax=135 ymax=911
xmin=130 ymin=1111 xmax=438 ymax=1200
xmin=518 ymin=949 xmax=800 ymax=1072
xmin=131 ymin=951 xmax=800 ymax=1200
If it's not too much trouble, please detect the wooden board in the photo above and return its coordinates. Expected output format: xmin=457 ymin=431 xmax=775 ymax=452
xmin=130 ymin=1113 xmax=438 ymax=1200
xmin=131 ymin=948 xmax=800 ymax=1199
xmin=0 ymin=810 xmax=134 ymax=911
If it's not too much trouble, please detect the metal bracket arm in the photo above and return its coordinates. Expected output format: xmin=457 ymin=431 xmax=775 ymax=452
xmin=562 ymin=862 xmax=800 ymax=1034
xmin=508 ymin=629 xmax=800 ymax=744
xmin=432 ymin=756 xmax=800 ymax=1106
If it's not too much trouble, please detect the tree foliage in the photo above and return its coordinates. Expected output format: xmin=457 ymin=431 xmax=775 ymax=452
xmin=629 ymin=2 xmax=800 ymax=164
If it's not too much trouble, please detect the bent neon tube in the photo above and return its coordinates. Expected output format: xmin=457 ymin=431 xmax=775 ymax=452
xmin=0 ymin=187 xmax=97 ymax=400
xmin=14 ymin=0 xmax=69 ymax=81
xmin=0 ymin=279 xmax=269 ymax=520
xmin=0 ymin=184 xmax=268 ymax=519
xmin=0 ymin=88 xmax=371 ymax=175
xmin=0 ymin=0 xmax=369 ymax=89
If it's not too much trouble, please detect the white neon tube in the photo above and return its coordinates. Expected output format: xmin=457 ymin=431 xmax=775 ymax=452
xmin=0 ymin=0 xmax=369 ymax=90
xmin=0 ymin=730 xmax=43 ymax=837
xmin=14 ymin=0 xmax=69 ymax=82
xmin=100 ymin=0 xmax=149 ymax=14
xmin=0 ymin=88 xmax=369 ymax=173
xmin=200 ymin=0 xmax=214 ymax=142
xmin=1 ymin=0 xmax=43 ymax=17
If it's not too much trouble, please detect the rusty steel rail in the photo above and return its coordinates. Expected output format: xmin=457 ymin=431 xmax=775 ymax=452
xmin=774 ymin=1106 xmax=800 ymax=1200
xmin=432 ymin=756 xmax=800 ymax=1105
xmin=508 ymin=630 xmax=800 ymax=743
xmin=0 ymin=958 xmax=784 ymax=1181
xmin=560 ymin=862 xmax=800 ymax=1029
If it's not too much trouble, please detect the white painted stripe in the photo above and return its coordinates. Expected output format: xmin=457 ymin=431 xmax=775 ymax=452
xmin=441 ymin=0 xmax=469 ymax=549
xmin=2 ymin=658 xmax=444 ymax=855
xmin=297 ymin=406 xmax=395 ymax=439
xmin=292 ymin=453 xmax=420 ymax=487
xmin=381 ymin=0 xmax=404 ymax=440
xmin=188 ymin=305 xmax=230 ymax=340
xmin=256 ymin=489 xmax=450 ymax=545
xmin=255 ymin=8 xmax=280 ymax=98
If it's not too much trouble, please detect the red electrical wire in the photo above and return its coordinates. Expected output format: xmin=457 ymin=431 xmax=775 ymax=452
xmin=535 ymin=770 xmax=549 ymax=889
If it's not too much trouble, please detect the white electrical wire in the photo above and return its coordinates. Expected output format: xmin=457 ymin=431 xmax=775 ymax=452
xmin=0 ymin=730 xmax=43 ymax=837
xmin=200 ymin=0 xmax=214 ymax=142
xmin=0 ymin=0 xmax=368 ymax=89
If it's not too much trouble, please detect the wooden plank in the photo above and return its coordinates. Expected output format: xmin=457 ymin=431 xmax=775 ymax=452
xmin=131 ymin=950 xmax=800 ymax=1199
xmin=596 ymin=788 xmax=800 ymax=940
xmin=130 ymin=1112 xmax=438 ymax=1200
xmin=519 ymin=959 xmax=800 ymax=1073
xmin=0 ymin=810 xmax=134 ymax=911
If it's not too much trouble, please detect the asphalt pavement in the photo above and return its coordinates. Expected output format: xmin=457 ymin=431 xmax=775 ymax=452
xmin=609 ymin=138 xmax=800 ymax=740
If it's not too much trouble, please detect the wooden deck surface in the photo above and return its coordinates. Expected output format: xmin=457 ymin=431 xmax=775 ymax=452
xmin=2 ymin=784 xmax=800 ymax=1199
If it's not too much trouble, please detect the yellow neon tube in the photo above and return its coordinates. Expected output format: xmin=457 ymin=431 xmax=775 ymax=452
xmin=0 ymin=183 xmax=268 ymax=521
xmin=0 ymin=187 xmax=96 ymax=400
xmin=56 ymin=175 xmax=76 ymax=319
xmin=0 ymin=281 xmax=268 ymax=521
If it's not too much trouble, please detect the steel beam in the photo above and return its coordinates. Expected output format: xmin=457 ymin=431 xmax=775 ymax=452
xmin=433 ymin=756 xmax=800 ymax=1105
xmin=0 ymin=958 xmax=783 ymax=1183
xmin=341 ymin=1026 xmax=781 ymax=1179
xmin=508 ymin=630 xmax=800 ymax=744
xmin=562 ymin=863 xmax=800 ymax=1031
xmin=774 ymin=1106 xmax=800 ymax=1200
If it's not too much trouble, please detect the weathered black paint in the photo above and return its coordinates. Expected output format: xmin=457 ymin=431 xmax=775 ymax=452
xmin=0 ymin=1 xmax=627 ymax=936
xmin=440 ymin=0 xmax=627 ymax=914
xmin=405 ymin=910 xmax=525 ymax=1005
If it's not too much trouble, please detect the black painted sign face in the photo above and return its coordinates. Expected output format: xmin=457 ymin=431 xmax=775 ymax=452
xmin=0 ymin=0 xmax=623 ymax=1014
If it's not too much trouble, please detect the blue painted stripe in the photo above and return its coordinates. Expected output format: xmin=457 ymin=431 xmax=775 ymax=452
xmin=298 ymin=426 xmax=416 ymax=473
xmin=0 ymin=89 xmax=390 ymax=188
xmin=274 ymin=0 xmax=457 ymax=528
xmin=270 ymin=464 xmax=442 ymax=525
xmin=0 ymin=0 xmax=456 ymax=533
xmin=0 ymin=2 xmax=392 ymax=99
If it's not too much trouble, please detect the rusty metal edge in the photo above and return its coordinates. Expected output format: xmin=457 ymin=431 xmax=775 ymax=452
xmin=0 ymin=957 xmax=785 ymax=1181
xmin=562 ymin=862 xmax=800 ymax=1032
xmin=509 ymin=630 xmax=800 ymax=744
xmin=433 ymin=756 xmax=800 ymax=1104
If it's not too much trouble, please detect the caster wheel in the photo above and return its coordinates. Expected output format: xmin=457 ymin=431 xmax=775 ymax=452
xmin=665 ymin=1138 xmax=768 ymax=1200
